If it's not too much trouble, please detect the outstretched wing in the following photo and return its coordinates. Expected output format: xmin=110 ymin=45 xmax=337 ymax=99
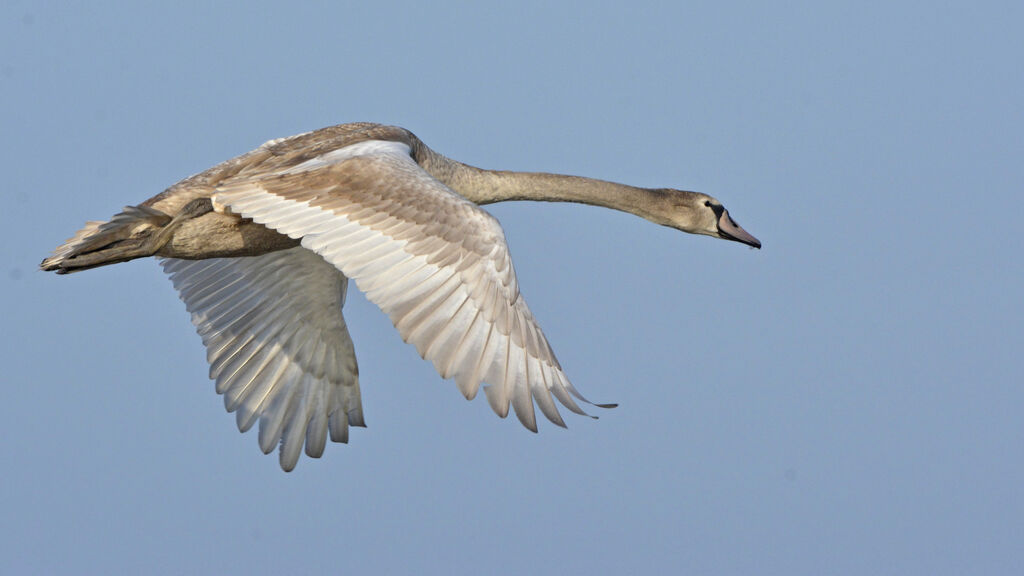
xmin=161 ymin=247 xmax=363 ymax=471
xmin=215 ymin=140 xmax=603 ymax=434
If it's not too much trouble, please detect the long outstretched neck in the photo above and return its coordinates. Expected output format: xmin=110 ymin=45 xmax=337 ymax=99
xmin=414 ymin=144 xmax=675 ymax=225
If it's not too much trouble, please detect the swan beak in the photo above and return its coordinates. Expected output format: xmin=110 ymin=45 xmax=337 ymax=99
xmin=717 ymin=211 xmax=761 ymax=249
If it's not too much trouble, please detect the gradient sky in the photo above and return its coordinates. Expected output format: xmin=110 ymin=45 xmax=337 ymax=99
xmin=3 ymin=2 xmax=1022 ymax=574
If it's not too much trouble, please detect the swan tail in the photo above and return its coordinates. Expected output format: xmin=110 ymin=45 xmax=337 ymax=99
xmin=41 ymin=205 xmax=173 ymax=274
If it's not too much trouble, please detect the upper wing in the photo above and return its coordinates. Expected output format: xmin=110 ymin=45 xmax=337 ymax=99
xmin=215 ymin=140 xmax=604 ymax=433
xmin=161 ymin=247 xmax=363 ymax=471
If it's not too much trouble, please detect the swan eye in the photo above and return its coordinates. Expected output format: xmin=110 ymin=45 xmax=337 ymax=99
xmin=704 ymin=200 xmax=712 ymax=208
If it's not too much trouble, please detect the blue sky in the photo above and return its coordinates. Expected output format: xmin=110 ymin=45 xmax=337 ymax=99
xmin=3 ymin=2 xmax=1022 ymax=574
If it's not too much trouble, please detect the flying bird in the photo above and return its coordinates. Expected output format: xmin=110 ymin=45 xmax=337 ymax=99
xmin=42 ymin=123 xmax=760 ymax=470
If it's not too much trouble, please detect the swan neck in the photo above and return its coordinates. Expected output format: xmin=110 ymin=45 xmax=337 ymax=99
xmin=418 ymin=149 xmax=672 ymax=225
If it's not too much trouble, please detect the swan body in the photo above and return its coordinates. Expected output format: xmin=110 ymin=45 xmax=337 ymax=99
xmin=42 ymin=123 xmax=760 ymax=471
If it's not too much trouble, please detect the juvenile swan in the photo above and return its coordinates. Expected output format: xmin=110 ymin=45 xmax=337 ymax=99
xmin=42 ymin=123 xmax=760 ymax=470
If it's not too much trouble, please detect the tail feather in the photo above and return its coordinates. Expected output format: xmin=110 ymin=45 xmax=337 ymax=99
xmin=41 ymin=205 xmax=172 ymax=274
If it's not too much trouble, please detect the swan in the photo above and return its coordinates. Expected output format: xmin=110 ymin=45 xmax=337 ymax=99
xmin=42 ymin=123 xmax=760 ymax=471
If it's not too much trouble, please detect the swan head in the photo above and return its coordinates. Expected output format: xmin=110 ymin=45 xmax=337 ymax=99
xmin=660 ymin=190 xmax=761 ymax=249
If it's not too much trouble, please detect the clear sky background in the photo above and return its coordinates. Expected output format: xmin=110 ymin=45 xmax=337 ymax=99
xmin=3 ymin=2 xmax=1022 ymax=574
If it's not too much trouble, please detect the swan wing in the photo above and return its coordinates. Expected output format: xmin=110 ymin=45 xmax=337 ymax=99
xmin=160 ymin=247 xmax=362 ymax=471
xmin=215 ymin=140 xmax=601 ymax=434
